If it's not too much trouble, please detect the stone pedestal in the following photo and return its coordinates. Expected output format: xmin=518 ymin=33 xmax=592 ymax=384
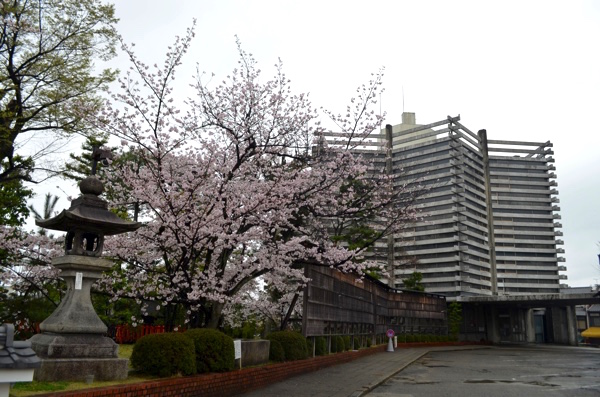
xmin=32 ymin=356 xmax=128 ymax=382
xmin=29 ymin=256 xmax=128 ymax=381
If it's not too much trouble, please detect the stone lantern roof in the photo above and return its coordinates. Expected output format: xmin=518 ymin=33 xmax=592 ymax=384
xmin=35 ymin=147 xmax=141 ymax=257
xmin=36 ymin=175 xmax=140 ymax=236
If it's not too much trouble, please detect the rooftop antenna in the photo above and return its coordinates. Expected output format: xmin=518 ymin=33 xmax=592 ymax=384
xmin=402 ymin=85 xmax=405 ymax=113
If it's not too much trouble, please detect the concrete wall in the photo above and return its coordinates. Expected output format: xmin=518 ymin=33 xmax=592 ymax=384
xmin=239 ymin=340 xmax=270 ymax=367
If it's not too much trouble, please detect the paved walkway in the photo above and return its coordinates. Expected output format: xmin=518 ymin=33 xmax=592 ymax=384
xmin=238 ymin=345 xmax=491 ymax=397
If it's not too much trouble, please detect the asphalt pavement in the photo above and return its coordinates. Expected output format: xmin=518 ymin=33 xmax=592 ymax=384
xmin=368 ymin=344 xmax=600 ymax=397
xmin=238 ymin=345 xmax=491 ymax=397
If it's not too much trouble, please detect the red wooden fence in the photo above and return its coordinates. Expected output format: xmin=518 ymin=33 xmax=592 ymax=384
xmin=110 ymin=324 xmax=186 ymax=344
xmin=15 ymin=322 xmax=185 ymax=344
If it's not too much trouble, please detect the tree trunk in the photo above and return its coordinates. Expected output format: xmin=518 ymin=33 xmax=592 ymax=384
xmin=205 ymin=302 xmax=224 ymax=329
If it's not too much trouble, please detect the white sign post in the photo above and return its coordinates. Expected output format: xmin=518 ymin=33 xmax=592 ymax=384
xmin=386 ymin=329 xmax=395 ymax=352
xmin=234 ymin=339 xmax=242 ymax=369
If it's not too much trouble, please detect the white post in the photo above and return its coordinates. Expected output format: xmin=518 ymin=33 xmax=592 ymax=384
xmin=387 ymin=337 xmax=394 ymax=352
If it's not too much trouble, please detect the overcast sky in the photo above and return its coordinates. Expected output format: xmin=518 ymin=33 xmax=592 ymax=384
xmin=35 ymin=1 xmax=600 ymax=287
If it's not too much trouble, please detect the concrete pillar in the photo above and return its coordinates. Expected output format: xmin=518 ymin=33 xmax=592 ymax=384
xmin=486 ymin=306 xmax=500 ymax=343
xmin=478 ymin=129 xmax=498 ymax=296
xmin=525 ymin=308 xmax=536 ymax=343
xmin=550 ymin=306 xmax=573 ymax=345
xmin=566 ymin=305 xmax=578 ymax=346
xmin=550 ymin=307 xmax=562 ymax=343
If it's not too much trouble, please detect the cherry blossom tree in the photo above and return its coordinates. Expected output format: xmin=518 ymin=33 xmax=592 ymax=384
xmin=87 ymin=25 xmax=423 ymax=329
xmin=0 ymin=225 xmax=62 ymax=332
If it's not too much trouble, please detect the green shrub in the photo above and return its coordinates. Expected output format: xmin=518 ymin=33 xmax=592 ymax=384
xmin=185 ymin=328 xmax=235 ymax=373
xmin=267 ymin=331 xmax=308 ymax=361
xmin=352 ymin=336 xmax=360 ymax=349
xmin=366 ymin=337 xmax=372 ymax=347
xmin=269 ymin=339 xmax=285 ymax=362
xmin=342 ymin=336 xmax=351 ymax=351
xmin=406 ymin=334 xmax=414 ymax=343
xmin=306 ymin=337 xmax=314 ymax=356
xmin=333 ymin=336 xmax=345 ymax=352
xmin=330 ymin=336 xmax=338 ymax=352
xmin=315 ymin=337 xmax=328 ymax=356
xmin=131 ymin=332 xmax=196 ymax=377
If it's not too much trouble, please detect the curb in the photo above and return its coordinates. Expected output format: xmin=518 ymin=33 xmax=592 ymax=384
xmin=350 ymin=350 xmax=429 ymax=397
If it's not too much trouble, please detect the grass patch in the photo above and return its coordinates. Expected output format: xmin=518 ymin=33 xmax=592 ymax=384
xmin=10 ymin=344 xmax=142 ymax=397
xmin=11 ymin=381 xmax=69 ymax=393
xmin=10 ymin=376 xmax=157 ymax=396
xmin=118 ymin=343 xmax=134 ymax=360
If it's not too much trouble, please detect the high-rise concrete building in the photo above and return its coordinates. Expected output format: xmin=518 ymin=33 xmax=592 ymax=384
xmin=320 ymin=113 xmax=566 ymax=298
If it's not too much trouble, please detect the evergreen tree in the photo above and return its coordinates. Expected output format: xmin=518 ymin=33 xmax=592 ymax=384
xmin=62 ymin=135 xmax=111 ymax=182
xmin=403 ymin=272 xmax=425 ymax=292
xmin=448 ymin=301 xmax=462 ymax=339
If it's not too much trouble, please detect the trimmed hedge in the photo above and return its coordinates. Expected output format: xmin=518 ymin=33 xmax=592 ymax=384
xmin=269 ymin=339 xmax=285 ymax=362
xmin=131 ymin=332 xmax=196 ymax=377
xmin=399 ymin=334 xmax=451 ymax=343
xmin=343 ymin=336 xmax=351 ymax=351
xmin=331 ymin=335 xmax=345 ymax=353
xmin=185 ymin=328 xmax=235 ymax=373
xmin=306 ymin=338 xmax=314 ymax=357
xmin=266 ymin=331 xmax=308 ymax=361
xmin=314 ymin=336 xmax=328 ymax=356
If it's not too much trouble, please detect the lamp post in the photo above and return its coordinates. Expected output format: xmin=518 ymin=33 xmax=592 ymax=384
xmin=29 ymin=149 xmax=140 ymax=382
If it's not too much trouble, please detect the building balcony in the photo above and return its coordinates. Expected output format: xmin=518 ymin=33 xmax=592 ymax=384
xmin=498 ymin=273 xmax=559 ymax=280
xmin=494 ymin=220 xmax=555 ymax=229
xmin=500 ymin=281 xmax=561 ymax=289
xmin=494 ymin=246 xmax=562 ymax=254
xmin=410 ymin=255 xmax=461 ymax=264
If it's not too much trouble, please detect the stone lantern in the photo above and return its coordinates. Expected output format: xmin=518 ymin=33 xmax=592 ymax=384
xmin=29 ymin=148 xmax=141 ymax=382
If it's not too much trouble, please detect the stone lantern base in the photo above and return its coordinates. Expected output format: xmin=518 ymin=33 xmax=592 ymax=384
xmin=29 ymin=256 xmax=128 ymax=381
xmin=29 ymin=334 xmax=128 ymax=381
xmin=32 ymin=358 xmax=128 ymax=382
